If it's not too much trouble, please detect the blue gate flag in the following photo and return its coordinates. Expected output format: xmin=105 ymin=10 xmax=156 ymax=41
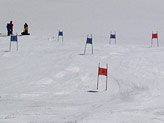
xmin=86 ymin=38 xmax=92 ymax=44
xmin=110 ymin=34 xmax=116 ymax=39
xmin=11 ymin=35 xmax=18 ymax=42
xmin=59 ymin=31 xmax=63 ymax=36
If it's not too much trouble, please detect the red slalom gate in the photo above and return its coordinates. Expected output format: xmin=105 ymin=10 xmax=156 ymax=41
xmin=151 ymin=32 xmax=159 ymax=47
xmin=97 ymin=63 xmax=108 ymax=90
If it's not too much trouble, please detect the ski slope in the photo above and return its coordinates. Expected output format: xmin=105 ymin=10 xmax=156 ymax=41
xmin=0 ymin=0 xmax=164 ymax=123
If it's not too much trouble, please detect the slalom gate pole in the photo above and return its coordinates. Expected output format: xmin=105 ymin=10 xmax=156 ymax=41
xmin=92 ymin=44 xmax=93 ymax=54
xmin=84 ymin=43 xmax=87 ymax=54
xmin=106 ymin=64 xmax=108 ymax=90
xmin=157 ymin=38 xmax=159 ymax=47
xmin=115 ymin=37 xmax=116 ymax=45
xmin=109 ymin=32 xmax=111 ymax=44
xmin=115 ymin=32 xmax=116 ymax=45
xmin=91 ymin=34 xmax=93 ymax=54
xmin=58 ymin=30 xmax=60 ymax=41
xmin=17 ymin=41 xmax=18 ymax=51
xmin=97 ymin=63 xmax=100 ymax=89
xmin=97 ymin=75 xmax=99 ymax=90
xmin=9 ymin=41 xmax=11 ymax=51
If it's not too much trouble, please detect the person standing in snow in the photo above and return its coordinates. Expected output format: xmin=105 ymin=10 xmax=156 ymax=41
xmin=6 ymin=23 xmax=11 ymax=36
xmin=9 ymin=21 xmax=13 ymax=35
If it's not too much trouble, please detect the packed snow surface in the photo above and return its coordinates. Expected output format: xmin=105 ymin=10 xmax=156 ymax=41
xmin=0 ymin=0 xmax=164 ymax=123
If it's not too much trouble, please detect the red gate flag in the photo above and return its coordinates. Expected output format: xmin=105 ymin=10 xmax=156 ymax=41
xmin=152 ymin=33 xmax=158 ymax=39
xmin=98 ymin=67 xmax=107 ymax=76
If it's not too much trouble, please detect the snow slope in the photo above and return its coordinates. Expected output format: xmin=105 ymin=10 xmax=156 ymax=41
xmin=0 ymin=0 xmax=164 ymax=123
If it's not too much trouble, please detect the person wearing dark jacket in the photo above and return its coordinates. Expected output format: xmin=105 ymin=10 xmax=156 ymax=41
xmin=9 ymin=21 xmax=13 ymax=35
xmin=6 ymin=23 xmax=10 ymax=36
